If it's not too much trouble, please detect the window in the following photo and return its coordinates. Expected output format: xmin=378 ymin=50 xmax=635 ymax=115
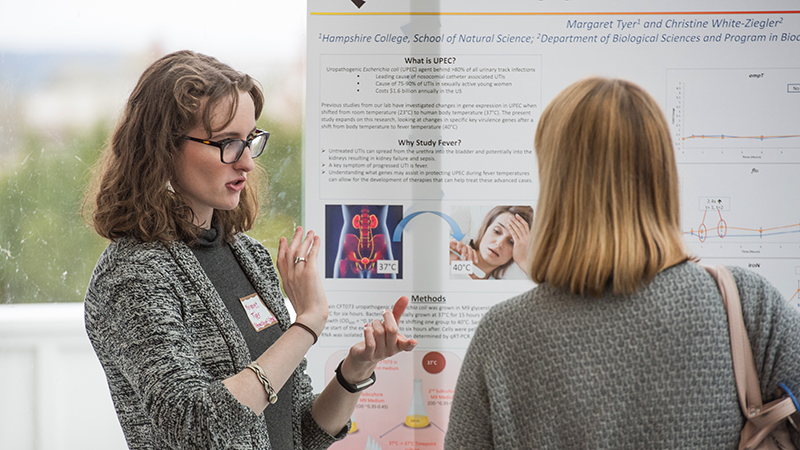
xmin=0 ymin=3 xmax=306 ymax=303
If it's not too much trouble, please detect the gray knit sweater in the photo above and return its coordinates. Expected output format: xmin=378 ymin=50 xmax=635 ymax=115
xmin=84 ymin=234 xmax=345 ymax=450
xmin=445 ymin=262 xmax=800 ymax=449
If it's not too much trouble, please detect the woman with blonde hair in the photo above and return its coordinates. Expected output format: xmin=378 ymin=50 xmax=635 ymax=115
xmin=84 ymin=50 xmax=416 ymax=450
xmin=445 ymin=77 xmax=800 ymax=449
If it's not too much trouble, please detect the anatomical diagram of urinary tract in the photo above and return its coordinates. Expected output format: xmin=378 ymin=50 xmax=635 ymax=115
xmin=328 ymin=205 xmax=401 ymax=279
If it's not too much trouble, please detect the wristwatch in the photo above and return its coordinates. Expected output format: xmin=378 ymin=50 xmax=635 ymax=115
xmin=335 ymin=359 xmax=376 ymax=393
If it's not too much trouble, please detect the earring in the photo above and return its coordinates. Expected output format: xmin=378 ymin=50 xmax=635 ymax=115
xmin=166 ymin=180 xmax=175 ymax=192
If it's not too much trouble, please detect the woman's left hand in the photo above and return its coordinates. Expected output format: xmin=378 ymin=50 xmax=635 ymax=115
xmin=339 ymin=296 xmax=418 ymax=382
xmin=508 ymin=213 xmax=532 ymax=273
xmin=309 ymin=296 xmax=418 ymax=433
xmin=275 ymin=227 xmax=329 ymax=336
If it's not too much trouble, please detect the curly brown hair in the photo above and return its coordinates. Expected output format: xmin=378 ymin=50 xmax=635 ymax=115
xmin=84 ymin=50 xmax=265 ymax=243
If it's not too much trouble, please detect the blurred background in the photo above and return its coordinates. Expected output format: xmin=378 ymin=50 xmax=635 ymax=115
xmin=0 ymin=0 xmax=308 ymax=304
xmin=0 ymin=3 xmax=308 ymax=447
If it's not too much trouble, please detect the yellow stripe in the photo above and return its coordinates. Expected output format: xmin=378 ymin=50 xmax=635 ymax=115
xmin=310 ymin=10 xmax=800 ymax=16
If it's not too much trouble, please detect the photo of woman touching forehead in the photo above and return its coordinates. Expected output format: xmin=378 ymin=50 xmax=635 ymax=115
xmin=448 ymin=205 xmax=533 ymax=280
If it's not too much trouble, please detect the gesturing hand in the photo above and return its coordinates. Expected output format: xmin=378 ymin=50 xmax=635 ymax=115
xmin=340 ymin=296 xmax=418 ymax=381
xmin=276 ymin=226 xmax=328 ymax=335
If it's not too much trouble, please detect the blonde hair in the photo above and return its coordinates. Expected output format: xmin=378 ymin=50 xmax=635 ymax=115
xmin=529 ymin=77 xmax=688 ymax=296
xmin=84 ymin=50 xmax=264 ymax=243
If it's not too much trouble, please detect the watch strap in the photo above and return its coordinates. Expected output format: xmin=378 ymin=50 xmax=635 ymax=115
xmin=335 ymin=359 xmax=376 ymax=393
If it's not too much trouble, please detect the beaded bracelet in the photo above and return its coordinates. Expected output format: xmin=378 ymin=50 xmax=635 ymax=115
xmin=247 ymin=362 xmax=278 ymax=404
xmin=289 ymin=321 xmax=318 ymax=345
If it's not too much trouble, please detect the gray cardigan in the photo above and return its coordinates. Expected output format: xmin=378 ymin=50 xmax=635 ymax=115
xmin=445 ymin=262 xmax=800 ymax=449
xmin=84 ymin=234 xmax=344 ymax=450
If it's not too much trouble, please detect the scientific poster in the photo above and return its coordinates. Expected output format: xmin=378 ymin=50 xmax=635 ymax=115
xmin=304 ymin=2 xmax=800 ymax=448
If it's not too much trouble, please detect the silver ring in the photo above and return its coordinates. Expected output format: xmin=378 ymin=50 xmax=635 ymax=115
xmin=294 ymin=256 xmax=306 ymax=264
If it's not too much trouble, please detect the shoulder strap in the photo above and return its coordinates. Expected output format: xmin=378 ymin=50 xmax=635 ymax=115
xmin=705 ymin=265 xmax=799 ymax=450
xmin=704 ymin=264 xmax=763 ymax=414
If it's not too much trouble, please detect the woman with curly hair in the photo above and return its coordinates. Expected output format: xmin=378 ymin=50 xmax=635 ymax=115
xmin=84 ymin=50 xmax=416 ymax=450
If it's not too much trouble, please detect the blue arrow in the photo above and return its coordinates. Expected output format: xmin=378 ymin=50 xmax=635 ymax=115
xmin=392 ymin=211 xmax=465 ymax=242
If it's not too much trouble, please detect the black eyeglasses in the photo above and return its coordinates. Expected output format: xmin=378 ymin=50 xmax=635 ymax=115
xmin=182 ymin=129 xmax=270 ymax=164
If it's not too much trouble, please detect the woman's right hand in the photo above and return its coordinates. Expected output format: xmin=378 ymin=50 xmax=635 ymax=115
xmin=276 ymin=226 xmax=328 ymax=335
xmin=449 ymin=238 xmax=478 ymax=264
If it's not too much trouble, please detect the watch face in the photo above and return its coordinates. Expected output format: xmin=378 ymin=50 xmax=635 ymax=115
xmin=355 ymin=377 xmax=375 ymax=390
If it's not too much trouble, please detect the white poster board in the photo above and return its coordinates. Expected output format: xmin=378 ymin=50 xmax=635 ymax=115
xmin=305 ymin=2 xmax=800 ymax=448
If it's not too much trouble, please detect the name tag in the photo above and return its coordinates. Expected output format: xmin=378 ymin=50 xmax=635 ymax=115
xmin=239 ymin=293 xmax=278 ymax=332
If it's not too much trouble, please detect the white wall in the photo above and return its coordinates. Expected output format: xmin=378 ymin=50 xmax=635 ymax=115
xmin=0 ymin=303 xmax=127 ymax=450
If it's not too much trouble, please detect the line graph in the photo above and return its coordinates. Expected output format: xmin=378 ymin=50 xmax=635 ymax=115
xmin=678 ymin=162 xmax=800 ymax=311
xmin=790 ymin=284 xmax=800 ymax=306
xmin=684 ymin=208 xmax=800 ymax=242
xmin=670 ymin=68 xmax=800 ymax=309
xmin=682 ymin=134 xmax=800 ymax=142
xmin=698 ymin=256 xmax=800 ymax=313
xmin=667 ymin=68 xmax=800 ymax=162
